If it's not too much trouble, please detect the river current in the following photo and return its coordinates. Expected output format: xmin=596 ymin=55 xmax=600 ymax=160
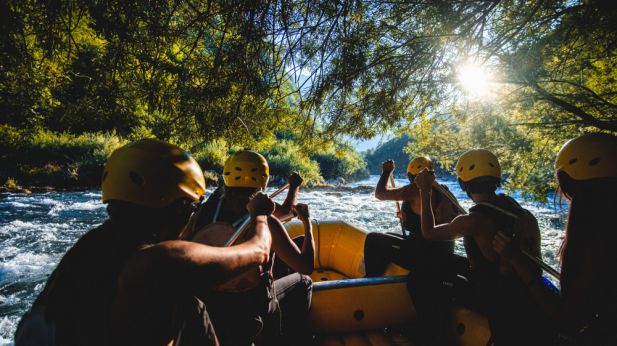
xmin=0 ymin=176 xmax=567 ymax=345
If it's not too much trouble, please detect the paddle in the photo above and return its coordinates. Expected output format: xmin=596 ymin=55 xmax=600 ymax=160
xmin=224 ymin=183 xmax=290 ymax=246
xmin=388 ymin=174 xmax=407 ymax=236
xmin=430 ymin=180 xmax=561 ymax=280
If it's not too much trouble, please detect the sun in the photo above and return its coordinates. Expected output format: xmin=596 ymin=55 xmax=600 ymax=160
xmin=457 ymin=62 xmax=492 ymax=97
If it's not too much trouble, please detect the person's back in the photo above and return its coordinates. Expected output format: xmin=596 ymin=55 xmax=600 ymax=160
xmin=463 ymin=194 xmax=547 ymax=344
xmin=15 ymin=139 xmax=275 ymax=346
xmin=493 ymin=133 xmax=617 ymax=344
xmin=415 ymin=149 xmax=549 ymax=345
xmin=24 ymin=222 xmax=129 ymax=345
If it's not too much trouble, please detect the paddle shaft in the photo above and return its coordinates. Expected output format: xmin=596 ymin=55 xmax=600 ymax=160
xmin=224 ymin=183 xmax=290 ymax=247
xmin=388 ymin=174 xmax=405 ymax=234
xmin=431 ymin=182 xmax=561 ymax=280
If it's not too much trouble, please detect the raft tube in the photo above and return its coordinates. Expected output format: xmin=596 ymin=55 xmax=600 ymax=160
xmin=285 ymin=220 xmax=492 ymax=346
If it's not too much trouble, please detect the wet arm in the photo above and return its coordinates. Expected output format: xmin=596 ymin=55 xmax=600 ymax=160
xmin=273 ymin=187 xmax=298 ymax=221
xmin=419 ymin=187 xmax=467 ymax=241
xmin=273 ymin=174 xmax=302 ymax=221
xmin=118 ymin=215 xmax=272 ymax=295
xmin=375 ymin=172 xmax=411 ymax=201
xmin=270 ymin=216 xmax=314 ymax=275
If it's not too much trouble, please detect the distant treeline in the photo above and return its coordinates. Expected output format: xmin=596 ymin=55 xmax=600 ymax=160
xmin=0 ymin=126 xmax=369 ymax=190
xmin=365 ymin=134 xmax=453 ymax=179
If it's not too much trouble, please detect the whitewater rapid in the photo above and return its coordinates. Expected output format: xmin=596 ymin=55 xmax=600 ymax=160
xmin=0 ymin=176 xmax=567 ymax=345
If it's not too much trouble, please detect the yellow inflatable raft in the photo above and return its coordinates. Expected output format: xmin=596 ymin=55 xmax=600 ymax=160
xmin=284 ymin=220 xmax=491 ymax=346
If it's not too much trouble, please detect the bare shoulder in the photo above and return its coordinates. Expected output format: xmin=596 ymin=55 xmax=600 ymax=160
xmin=401 ymin=183 xmax=419 ymax=199
xmin=375 ymin=184 xmax=414 ymax=201
xmin=454 ymin=212 xmax=487 ymax=236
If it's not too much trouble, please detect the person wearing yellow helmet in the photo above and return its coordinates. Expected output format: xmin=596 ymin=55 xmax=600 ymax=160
xmin=15 ymin=139 xmax=275 ymax=346
xmin=190 ymin=150 xmax=315 ymax=345
xmin=364 ymin=157 xmax=463 ymax=277
xmin=364 ymin=157 xmax=462 ymax=345
xmin=414 ymin=149 xmax=551 ymax=345
xmin=493 ymin=133 xmax=617 ymax=344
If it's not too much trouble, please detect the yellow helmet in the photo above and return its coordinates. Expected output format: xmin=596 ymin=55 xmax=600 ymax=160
xmin=102 ymin=139 xmax=206 ymax=208
xmin=555 ymin=133 xmax=617 ymax=181
xmin=407 ymin=157 xmax=433 ymax=175
xmin=455 ymin=149 xmax=501 ymax=182
xmin=223 ymin=150 xmax=269 ymax=188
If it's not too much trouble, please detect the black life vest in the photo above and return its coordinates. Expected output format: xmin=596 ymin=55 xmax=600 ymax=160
xmin=464 ymin=196 xmax=553 ymax=343
xmin=26 ymin=221 xmax=217 ymax=346
xmin=192 ymin=187 xmax=276 ymax=345
xmin=464 ymin=194 xmax=533 ymax=276
xmin=400 ymin=184 xmax=456 ymax=256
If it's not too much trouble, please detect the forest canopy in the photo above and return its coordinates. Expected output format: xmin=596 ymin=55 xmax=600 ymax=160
xmin=1 ymin=0 xmax=616 ymax=198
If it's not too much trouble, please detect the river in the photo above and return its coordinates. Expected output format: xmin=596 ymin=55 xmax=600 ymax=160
xmin=0 ymin=176 xmax=567 ymax=345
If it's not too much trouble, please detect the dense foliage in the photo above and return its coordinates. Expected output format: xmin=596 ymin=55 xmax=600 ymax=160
xmin=1 ymin=1 xmax=616 ymax=197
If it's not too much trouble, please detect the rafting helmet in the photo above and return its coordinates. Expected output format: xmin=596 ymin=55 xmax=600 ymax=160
xmin=102 ymin=139 xmax=206 ymax=209
xmin=455 ymin=149 xmax=501 ymax=182
xmin=407 ymin=157 xmax=433 ymax=175
xmin=223 ymin=150 xmax=269 ymax=189
xmin=555 ymin=133 xmax=617 ymax=181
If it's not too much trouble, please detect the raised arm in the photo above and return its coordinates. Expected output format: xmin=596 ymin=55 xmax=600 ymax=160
xmin=273 ymin=172 xmax=303 ymax=221
xmin=375 ymin=160 xmax=413 ymax=201
xmin=270 ymin=203 xmax=315 ymax=275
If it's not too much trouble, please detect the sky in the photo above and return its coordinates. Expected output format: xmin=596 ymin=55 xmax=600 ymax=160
xmin=346 ymin=132 xmax=394 ymax=152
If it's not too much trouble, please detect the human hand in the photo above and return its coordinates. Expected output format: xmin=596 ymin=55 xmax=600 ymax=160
xmin=247 ymin=192 xmax=275 ymax=217
xmin=414 ymin=169 xmax=435 ymax=191
xmin=382 ymin=160 xmax=395 ymax=174
xmin=288 ymin=172 xmax=303 ymax=189
xmin=292 ymin=203 xmax=310 ymax=222
xmin=396 ymin=210 xmax=407 ymax=222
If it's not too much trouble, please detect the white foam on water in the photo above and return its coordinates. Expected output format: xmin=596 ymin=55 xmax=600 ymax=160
xmin=0 ymin=251 xmax=56 ymax=284
xmin=0 ymin=316 xmax=17 ymax=346
xmin=65 ymin=201 xmax=105 ymax=211
xmin=48 ymin=200 xmax=104 ymax=216
xmin=5 ymin=202 xmax=29 ymax=209
xmin=36 ymin=197 xmax=63 ymax=207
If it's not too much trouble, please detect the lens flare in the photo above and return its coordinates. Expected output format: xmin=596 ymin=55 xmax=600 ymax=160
xmin=457 ymin=63 xmax=492 ymax=97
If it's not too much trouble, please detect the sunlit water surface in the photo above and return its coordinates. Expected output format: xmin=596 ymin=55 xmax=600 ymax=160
xmin=0 ymin=176 xmax=567 ymax=345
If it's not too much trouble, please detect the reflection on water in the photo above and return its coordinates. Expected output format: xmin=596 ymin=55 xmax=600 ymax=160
xmin=0 ymin=176 xmax=566 ymax=345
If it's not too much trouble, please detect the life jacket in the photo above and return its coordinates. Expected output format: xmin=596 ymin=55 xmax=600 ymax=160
xmin=191 ymin=187 xmax=276 ymax=345
xmin=22 ymin=222 xmax=128 ymax=346
xmin=464 ymin=195 xmax=553 ymax=343
xmin=465 ymin=194 xmax=538 ymax=276
xmin=18 ymin=221 xmax=217 ymax=346
xmin=400 ymin=184 xmax=458 ymax=256
xmin=191 ymin=187 xmax=275 ymax=293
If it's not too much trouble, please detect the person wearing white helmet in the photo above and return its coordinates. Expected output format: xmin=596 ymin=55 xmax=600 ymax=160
xmin=15 ymin=139 xmax=275 ymax=346
xmin=414 ymin=149 xmax=550 ymax=345
xmin=494 ymin=133 xmax=617 ymax=344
